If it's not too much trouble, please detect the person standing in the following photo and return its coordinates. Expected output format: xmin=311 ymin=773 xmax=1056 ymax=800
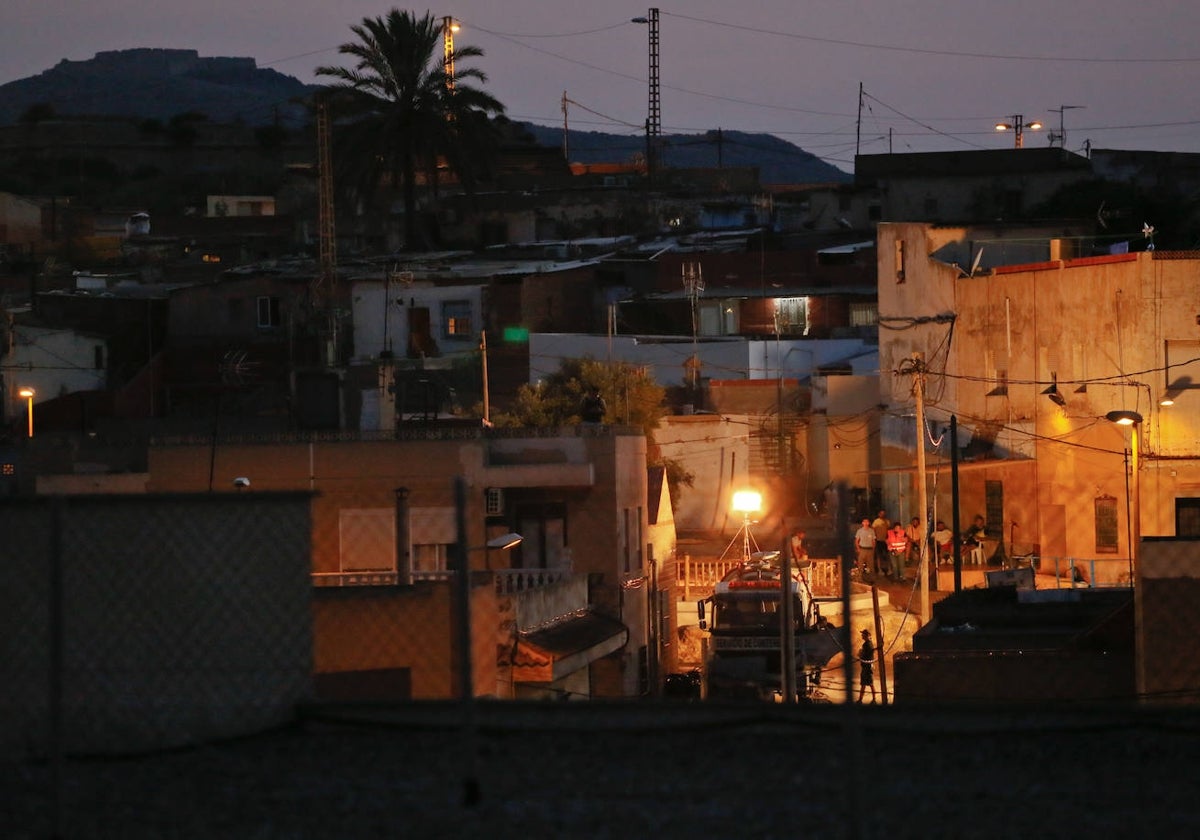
xmin=790 ymin=529 xmax=808 ymax=562
xmin=854 ymin=519 xmax=876 ymax=578
xmin=579 ymin=387 xmax=606 ymax=424
xmin=871 ymin=510 xmax=889 ymax=576
xmin=857 ymin=629 xmax=877 ymax=704
xmin=887 ymin=521 xmax=909 ymax=581
xmin=905 ymin=516 xmax=924 ymax=578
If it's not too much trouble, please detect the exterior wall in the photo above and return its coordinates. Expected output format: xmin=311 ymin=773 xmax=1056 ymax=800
xmin=0 ymin=191 xmax=43 ymax=250
xmin=530 ymin=334 xmax=874 ymax=389
xmin=657 ymin=414 xmax=753 ymax=531
xmin=3 ymin=324 xmax=108 ymax=408
xmin=350 ymin=279 xmax=485 ymax=362
xmin=1137 ymin=538 xmax=1200 ymax=704
xmin=877 ymin=221 xmax=1200 ymax=569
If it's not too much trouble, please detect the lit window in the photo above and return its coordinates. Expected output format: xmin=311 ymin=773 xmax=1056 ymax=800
xmin=442 ymin=300 xmax=472 ymax=338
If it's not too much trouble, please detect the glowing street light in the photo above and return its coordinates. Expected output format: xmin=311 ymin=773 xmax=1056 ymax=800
xmin=995 ymin=114 xmax=1043 ymax=148
xmin=17 ymin=387 xmax=34 ymax=438
xmin=1105 ymin=408 xmax=1143 ymax=698
xmin=731 ymin=489 xmax=763 ymax=564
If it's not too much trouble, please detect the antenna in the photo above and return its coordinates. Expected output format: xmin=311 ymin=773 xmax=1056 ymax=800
xmin=1047 ymin=105 xmax=1085 ymax=149
xmin=969 ymin=247 xmax=984 ymax=278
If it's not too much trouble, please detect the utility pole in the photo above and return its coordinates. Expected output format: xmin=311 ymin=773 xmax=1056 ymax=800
xmin=905 ymin=352 xmax=932 ymax=624
xmin=315 ymin=96 xmax=338 ymax=366
xmin=632 ymin=9 xmax=661 ymax=181
xmin=855 ymin=82 xmax=863 ymax=159
xmin=480 ymin=330 xmax=491 ymax=427
xmin=561 ymin=91 xmax=569 ymax=161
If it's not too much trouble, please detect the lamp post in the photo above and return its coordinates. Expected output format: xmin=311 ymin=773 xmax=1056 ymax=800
xmin=730 ymin=489 xmax=762 ymax=563
xmin=17 ymin=387 xmax=35 ymax=438
xmin=995 ymin=114 xmax=1043 ymax=148
xmin=452 ymin=474 xmax=522 ymax=805
xmin=1105 ymin=408 xmax=1143 ymax=699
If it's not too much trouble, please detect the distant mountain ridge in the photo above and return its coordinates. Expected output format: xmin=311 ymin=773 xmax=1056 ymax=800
xmin=519 ymin=124 xmax=850 ymax=183
xmin=0 ymin=48 xmax=849 ymax=183
xmin=0 ymin=48 xmax=314 ymax=127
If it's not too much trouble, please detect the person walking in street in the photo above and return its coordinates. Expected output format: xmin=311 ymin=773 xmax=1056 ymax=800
xmin=857 ymin=629 xmax=877 ymax=704
xmin=887 ymin=520 xmax=909 ymax=581
xmin=855 ymin=519 xmax=876 ymax=578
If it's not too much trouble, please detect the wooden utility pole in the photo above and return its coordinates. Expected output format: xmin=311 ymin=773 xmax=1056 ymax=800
xmin=912 ymin=352 xmax=931 ymax=624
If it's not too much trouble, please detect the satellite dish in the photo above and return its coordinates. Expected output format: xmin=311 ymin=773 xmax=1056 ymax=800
xmin=969 ymin=247 xmax=985 ymax=278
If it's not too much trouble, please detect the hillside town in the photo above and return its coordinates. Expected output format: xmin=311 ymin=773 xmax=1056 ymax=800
xmin=4 ymin=16 xmax=1200 ymax=773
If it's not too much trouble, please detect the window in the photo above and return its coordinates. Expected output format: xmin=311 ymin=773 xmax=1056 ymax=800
xmin=848 ymin=302 xmax=877 ymax=327
xmin=442 ymin=300 xmax=472 ymax=338
xmin=409 ymin=506 xmax=456 ymax=572
xmin=1177 ymin=498 xmax=1200 ymax=538
xmin=516 ymin=502 xmax=567 ymax=569
xmin=338 ymin=509 xmax=396 ymax=572
xmin=776 ymin=297 xmax=806 ymax=334
xmin=256 ymin=296 xmax=281 ymax=328
xmin=1094 ymin=496 xmax=1119 ymax=553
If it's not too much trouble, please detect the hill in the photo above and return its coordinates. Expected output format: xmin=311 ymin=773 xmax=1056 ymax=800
xmin=520 ymin=124 xmax=851 ymax=183
xmin=0 ymin=48 xmax=314 ymax=128
xmin=0 ymin=48 xmax=848 ymax=184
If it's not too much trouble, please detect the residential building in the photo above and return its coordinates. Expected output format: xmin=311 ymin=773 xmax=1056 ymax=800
xmin=876 ymin=220 xmax=1200 ymax=581
xmin=146 ymin=424 xmax=663 ymax=699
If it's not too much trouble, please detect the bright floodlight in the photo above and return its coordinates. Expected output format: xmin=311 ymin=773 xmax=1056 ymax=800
xmin=486 ymin=532 xmax=523 ymax=551
xmin=1105 ymin=410 xmax=1143 ymax=426
xmin=18 ymin=387 xmax=34 ymax=398
xmin=731 ymin=490 xmax=762 ymax=514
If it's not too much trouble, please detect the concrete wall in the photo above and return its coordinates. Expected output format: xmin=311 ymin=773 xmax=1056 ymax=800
xmin=0 ymin=493 xmax=312 ymax=756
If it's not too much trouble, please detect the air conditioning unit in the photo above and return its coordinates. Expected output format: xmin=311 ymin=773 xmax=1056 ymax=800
xmin=484 ymin=487 xmax=505 ymax=516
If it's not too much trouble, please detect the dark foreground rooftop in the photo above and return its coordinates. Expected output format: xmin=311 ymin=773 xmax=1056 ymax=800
xmin=5 ymin=701 xmax=1198 ymax=838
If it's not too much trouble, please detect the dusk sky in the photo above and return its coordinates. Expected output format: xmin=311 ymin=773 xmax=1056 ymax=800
xmin=5 ymin=1 xmax=1200 ymax=172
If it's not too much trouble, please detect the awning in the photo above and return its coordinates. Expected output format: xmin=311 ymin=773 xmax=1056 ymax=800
xmin=511 ymin=612 xmax=628 ymax=684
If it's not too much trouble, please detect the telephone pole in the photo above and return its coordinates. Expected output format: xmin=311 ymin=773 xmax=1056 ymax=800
xmin=904 ymin=352 xmax=932 ymax=624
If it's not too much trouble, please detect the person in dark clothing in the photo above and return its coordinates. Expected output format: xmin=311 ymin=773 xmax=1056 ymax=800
xmin=580 ymin=387 xmax=607 ymax=423
xmin=857 ymin=629 xmax=877 ymax=703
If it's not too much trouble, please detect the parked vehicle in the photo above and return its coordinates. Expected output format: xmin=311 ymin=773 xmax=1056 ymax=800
xmin=697 ymin=551 xmax=840 ymax=701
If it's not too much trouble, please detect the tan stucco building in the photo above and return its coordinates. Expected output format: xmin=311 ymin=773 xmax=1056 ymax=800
xmin=876 ymin=221 xmax=1200 ymax=582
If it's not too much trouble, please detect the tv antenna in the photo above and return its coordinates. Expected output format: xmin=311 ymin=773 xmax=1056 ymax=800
xmin=1047 ymin=105 xmax=1085 ymax=149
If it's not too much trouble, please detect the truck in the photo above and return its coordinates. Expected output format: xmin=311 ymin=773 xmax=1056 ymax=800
xmin=697 ymin=551 xmax=840 ymax=701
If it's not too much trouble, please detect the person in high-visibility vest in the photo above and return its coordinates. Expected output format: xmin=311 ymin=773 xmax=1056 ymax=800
xmin=886 ymin=521 xmax=909 ymax=581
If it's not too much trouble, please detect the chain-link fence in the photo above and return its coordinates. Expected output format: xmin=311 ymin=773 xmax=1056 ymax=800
xmin=0 ymin=493 xmax=312 ymax=759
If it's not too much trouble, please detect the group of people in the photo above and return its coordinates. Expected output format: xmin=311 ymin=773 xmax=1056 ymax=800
xmin=854 ymin=511 xmax=925 ymax=581
xmin=855 ymin=512 xmax=989 ymax=578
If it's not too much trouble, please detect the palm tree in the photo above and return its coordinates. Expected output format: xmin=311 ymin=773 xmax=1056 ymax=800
xmin=316 ymin=9 xmax=505 ymax=249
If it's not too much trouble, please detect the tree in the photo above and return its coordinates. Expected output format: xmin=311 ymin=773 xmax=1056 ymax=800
xmin=316 ymin=9 xmax=505 ymax=250
xmin=494 ymin=357 xmax=694 ymax=508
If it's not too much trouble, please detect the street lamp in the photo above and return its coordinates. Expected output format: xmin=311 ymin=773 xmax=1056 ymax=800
xmin=731 ymin=489 xmax=762 ymax=564
xmin=1105 ymin=409 xmax=1143 ymax=580
xmin=17 ymin=387 xmax=34 ymax=438
xmin=1105 ymin=408 xmax=1143 ymax=700
xmin=995 ymin=114 xmax=1043 ymax=148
